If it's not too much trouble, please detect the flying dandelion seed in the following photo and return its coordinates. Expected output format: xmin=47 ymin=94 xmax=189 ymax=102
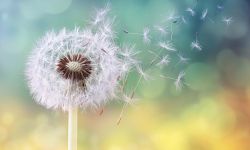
xmin=174 ymin=71 xmax=186 ymax=90
xmin=177 ymin=54 xmax=189 ymax=65
xmin=143 ymin=27 xmax=151 ymax=44
xmin=160 ymin=71 xmax=187 ymax=91
xmin=91 ymin=5 xmax=110 ymax=25
xmin=222 ymin=17 xmax=233 ymax=26
xmin=136 ymin=66 xmax=150 ymax=81
xmin=156 ymin=55 xmax=170 ymax=67
xmin=159 ymin=41 xmax=177 ymax=51
xmin=217 ymin=5 xmax=224 ymax=10
xmin=186 ymin=8 xmax=195 ymax=16
xmin=181 ymin=16 xmax=187 ymax=24
xmin=201 ymin=9 xmax=208 ymax=20
xmin=120 ymin=45 xmax=140 ymax=66
xmin=154 ymin=25 xmax=168 ymax=35
xmin=166 ymin=10 xmax=180 ymax=22
xmin=191 ymin=39 xmax=202 ymax=51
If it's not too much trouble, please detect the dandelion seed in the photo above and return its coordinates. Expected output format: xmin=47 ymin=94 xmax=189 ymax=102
xmin=160 ymin=73 xmax=188 ymax=90
xmin=201 ymin=9 xmax=208 ymax=20
xmin=181 ymin=16 xmax=187 ymax=24
xmin=177 ymin=54 xmax=189 ymax=64
xmin=217 ymin=5 xmax=224 ymax=10
xmin=148 ymin=50 xmax=161 ymax=65
xmin=100 ymin=17 xmax=115 ymax=38
xmin=191 ymin=38 xmax=202 ymax=51
xmin=186 ymin=8 xmax=195 ymax=16
xmin=143 ymin=27 xmax=151 ymax=44
xmin=159 ymin=41 xmax=177 ymax=51
xmin=136 ymin=66 xmax=150 ymax=81
xmin=222 ymin=17 xmax=233 ymax=26
xmin=120 ymin=45 xmax=140 ymax=62
xmin=154 ymin=25 xmax=168 ymax=35
xmin=91 ymin=5 xmax=110 ymax=25
xmin=156 ymin=55 xmax=170 ymax=67
xmin=174 ymin=71 xmax=186 ymax=90
xmin=166 ymin=11 xmax=180 ymax=22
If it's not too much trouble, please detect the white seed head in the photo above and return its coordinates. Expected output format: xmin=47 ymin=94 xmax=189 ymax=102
xmin=26 ymin=8 xmax=135 ymax=111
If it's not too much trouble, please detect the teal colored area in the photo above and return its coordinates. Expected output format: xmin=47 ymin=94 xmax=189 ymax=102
xmin=0 ymin=0 xmax=249 ymax=104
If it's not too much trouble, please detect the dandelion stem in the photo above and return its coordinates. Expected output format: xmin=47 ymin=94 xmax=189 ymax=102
xmin=68 ymin=106 xmax=78 ymax=150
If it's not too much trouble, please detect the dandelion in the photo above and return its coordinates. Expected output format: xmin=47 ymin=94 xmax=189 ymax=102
xmin=27 ymin=29 xmax=132 ymax=110
xmin=26 ymin=7 xmax=137 ymax=150
xmin=143 ymin=27 xmax=151 ymax=44
xmin=186 ymin=8 xmax=195 ymax=16
xmin=159 ymin=41 xmax=177 ymax=51
xmin=222 ymin=17 xmax=233 ymax=26
xmin=201 ymin=9 xmax=208 ymax=20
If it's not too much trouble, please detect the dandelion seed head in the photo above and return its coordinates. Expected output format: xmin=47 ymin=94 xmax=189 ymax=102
xmin=26 ymin=10 xmax=135 ymax=111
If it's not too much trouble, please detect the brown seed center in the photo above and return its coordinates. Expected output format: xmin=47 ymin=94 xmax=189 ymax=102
xmin=56 ymin=54 xmax=92 ymax=81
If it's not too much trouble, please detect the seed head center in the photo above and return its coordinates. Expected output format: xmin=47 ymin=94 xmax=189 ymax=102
xmin=66 ymin=61 xmax=82 ymax=72
xmin=56 ymin=54 xmax=92 ymax=81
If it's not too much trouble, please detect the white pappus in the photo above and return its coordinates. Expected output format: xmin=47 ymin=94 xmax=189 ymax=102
xmin=222 ymin=17 xmax=233 ymax=26
xmin=174 ymin=71 xmax=186 ymax=90
xmin=26 ymin=8 xmax=138 ymax=111
xmin=143 ymin=27 xmax=151 ymax=44
xmin=158 ymin=41 xmax=177 ymax=51
xmin=191 ymin=39 xmax=202 ymax=51
xmin=201 ymin=9 xmax=208 ymax=20
xmin=186 ymin=8 xmax=195 ymax=16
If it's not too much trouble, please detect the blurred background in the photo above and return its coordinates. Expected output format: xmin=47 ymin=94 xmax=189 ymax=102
xmin=1 ymin=0 xmax=250 ymax=149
